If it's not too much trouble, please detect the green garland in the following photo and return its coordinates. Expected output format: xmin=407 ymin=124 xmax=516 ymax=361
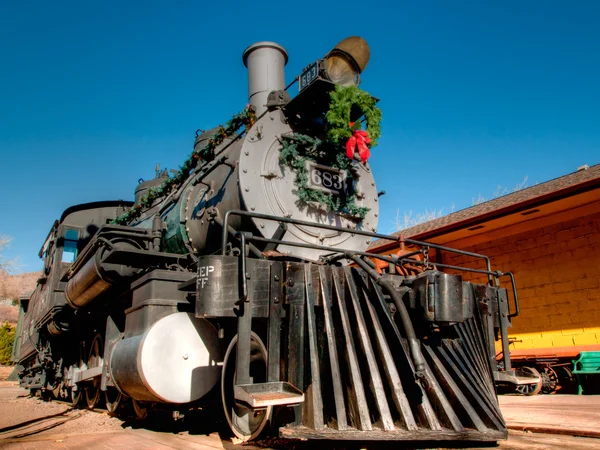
xmin=279 ymin=134 xmax=369 ymax=218
xmin=113 ymin=106 xmax=256 ymax=225
xmin=114 ymin=86 xmax=381 ymax=225
xmin=278 ymin=85 xmax=381 ymax=219
xmin=325 ymin=85 xmax=381 ymax=147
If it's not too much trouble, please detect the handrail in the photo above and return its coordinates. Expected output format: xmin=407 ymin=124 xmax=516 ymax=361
xmin=221 ymin=209 xmax=401 ymax=255
xmin=218 ymin=210 xmax=515 ymax=301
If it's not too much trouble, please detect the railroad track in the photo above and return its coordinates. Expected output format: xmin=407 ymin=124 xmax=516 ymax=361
xmin=0 ymin=410 xmax=81 ymax=441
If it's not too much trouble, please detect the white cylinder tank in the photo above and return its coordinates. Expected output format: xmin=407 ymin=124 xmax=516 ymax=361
xmin=110 ymin=313 xmax=221 ymax=404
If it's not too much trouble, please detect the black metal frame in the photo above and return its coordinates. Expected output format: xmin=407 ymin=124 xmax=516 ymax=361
xmin=219 ymin=209 xmax=522 ymax=391
xmin=195 ymin=250 xmax=510 ymax=439
xmin=220 ymin=209 xmax=519 ymax=318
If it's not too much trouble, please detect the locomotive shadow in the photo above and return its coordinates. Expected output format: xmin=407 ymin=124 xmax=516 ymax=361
xmin=119 ymin=387 xmax=226 ymax=436
xmin=221 ymin=436 xmax=500 ymax=450
xmin=119 ymin=402 xmax=501 ymax=450
xmin=121 ymin=408 xmax=224 ymax=436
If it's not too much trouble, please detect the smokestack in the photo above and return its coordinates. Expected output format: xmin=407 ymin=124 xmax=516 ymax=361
xmin=242 ymin=42 xmax=288 ymax=116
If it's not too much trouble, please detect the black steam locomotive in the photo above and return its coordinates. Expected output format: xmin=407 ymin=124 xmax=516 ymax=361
xmin=12 ymin=37 xmax=522 ymax=443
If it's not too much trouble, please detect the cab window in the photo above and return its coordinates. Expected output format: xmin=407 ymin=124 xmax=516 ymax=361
xmin=62 ymin=229 xmax=79 ymax=263
xmin=43 ymin=240 xmax=54 ymax=274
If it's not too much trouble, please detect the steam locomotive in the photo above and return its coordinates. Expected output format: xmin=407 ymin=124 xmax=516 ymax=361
xmin=13 ymin=37 xmax=522 ymax=443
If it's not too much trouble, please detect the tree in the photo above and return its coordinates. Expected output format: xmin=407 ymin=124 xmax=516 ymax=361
xmin=471 ymin=176 xmax=529 ymax=206
xmin=0 ymin=235 xmax=17 ymax=274
xmin=395 ymin=176 xmax=530 ymax=231
xmin=0 ymin=323 xmax=15 ymax=365
xmin=0 ymin=235 xmax=20 ymax=303
xmin=395 ymin=208 xmax=448 ymax=230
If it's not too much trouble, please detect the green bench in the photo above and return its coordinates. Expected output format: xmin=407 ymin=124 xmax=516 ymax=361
xmin=572 ymin=351 xmax=600 ymax=395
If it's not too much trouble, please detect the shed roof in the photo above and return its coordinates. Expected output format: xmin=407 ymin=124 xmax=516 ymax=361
xmin=369 ymin=164 xmax=600 ymax=252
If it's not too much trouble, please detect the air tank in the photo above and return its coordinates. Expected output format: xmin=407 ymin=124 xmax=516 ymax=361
xmin=65 ymin=241 xmax=140 ymax=309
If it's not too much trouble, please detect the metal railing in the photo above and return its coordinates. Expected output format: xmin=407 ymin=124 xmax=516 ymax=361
xmin=218 ymin=209 xmax=519 ymax=317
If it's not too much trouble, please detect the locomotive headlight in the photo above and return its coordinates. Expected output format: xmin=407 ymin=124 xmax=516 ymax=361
xmin=323 ymin=36 xmax=370 ymax=87
xmin=296 ymin=36 xmax=371 ymax=94
xmin=324 ymin=53 xmax=360 ymax=86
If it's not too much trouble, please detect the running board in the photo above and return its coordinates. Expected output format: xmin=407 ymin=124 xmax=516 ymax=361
xmin=69 ymin=364 xmax=103 ymax=385
xmin=234 ymin=381 xmax=304 ymax=408
xmin=495 ymin=370 xmax=541 ymax=385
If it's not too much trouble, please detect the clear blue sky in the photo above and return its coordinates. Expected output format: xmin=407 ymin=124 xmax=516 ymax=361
xmin=1 ymin=1 xmax=599 ymax=273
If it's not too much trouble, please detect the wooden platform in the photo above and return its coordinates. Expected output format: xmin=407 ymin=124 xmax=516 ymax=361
xmin=499 ymin=394 xmax=600 ymax=438
xmin=280 ymin=425 xmax=507 ymax=441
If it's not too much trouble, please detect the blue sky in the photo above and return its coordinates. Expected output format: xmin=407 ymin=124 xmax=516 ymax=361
xmin=1 ymin=1 xmax=599 ymax=273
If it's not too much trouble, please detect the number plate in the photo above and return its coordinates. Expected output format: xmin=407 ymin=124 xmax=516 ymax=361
xmin=299 ymin=62 xmax=319 ymax=92
xmin=305 ymin=161 xmax=346 ymax=196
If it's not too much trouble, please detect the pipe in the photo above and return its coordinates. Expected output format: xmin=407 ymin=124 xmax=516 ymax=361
xmin=65 ymin=252 xmax=112 ymax=309
xmin=152 ymin=215 xmax=162 ymax=252
xmin=348 ymin=254 xmax=427 ymax=379
xmin=242 ymin=42 xmax=288 ymax=116
xmin=211 ymin=214 xmax=263 ymax=259
xmin=65 ymin=240 xmax=139 ymax=309
xmin=221 ymin=209 xmax=400 ymax=255
xmin=404 ymin=237 xmax=494 ymax=284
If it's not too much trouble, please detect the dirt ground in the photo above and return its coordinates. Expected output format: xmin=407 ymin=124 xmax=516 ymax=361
xmin=0 ymin=384 xmax=123 ymax=438
xmin=1 ymin=383 xmax=600 ymax=449
xmin=0 ymin=367 xmax=14 ymax=381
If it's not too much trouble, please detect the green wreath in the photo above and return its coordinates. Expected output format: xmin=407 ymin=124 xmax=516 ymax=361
xmin=278 ymin=85 xmax=382 ymax=219
xmin=325 ymin=85 xmax=381 ymax=147
xmin=279 ymin=134 xmax=369 ymax=218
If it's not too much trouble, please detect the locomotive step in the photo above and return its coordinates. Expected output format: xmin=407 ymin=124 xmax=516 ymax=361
xmin=234 ymin=381 xmax=304 ymax=408
xmin=495 ymin=370 xmax=541 ymax=385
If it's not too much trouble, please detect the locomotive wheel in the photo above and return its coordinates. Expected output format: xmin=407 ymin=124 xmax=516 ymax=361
xmin=70 ymin=386 xmax=83 ymax=407
xmin=132 ymin=399 xmax=148 ymax=420
xmin=85 ymin=334 xmax=103 ymax=409
xmin=541 ymin=366 xmax=560 ymax=394
xmin=68 ymin=347 xmax=84 ymax=406
xmin=556 ymin=366 xmax=578 ymax=394
xmin=515 ymin=366 xmax=543 ymax=396
xmin=105 ymin=387 xmax=123 ymax=416
xmin=52 ymin=384 xmax=62 ymax=399
xmin=221 ymin=333 xmax=272 ymax=442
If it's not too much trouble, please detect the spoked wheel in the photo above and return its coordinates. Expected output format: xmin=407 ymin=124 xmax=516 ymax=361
xmin=556 ymin=365 xmax=578 ymax=394
xmin=70 ymin=386 xmax=83 ymax=407
xmin=67 ymin=347 xmax=84 ymax=406
xmin=51 ymin=384 xmax=62 ymax=400
xmin=85 ymin=334 xmax=103 ymax=409
xmin=515 ymin=366 xmax=543 ymax=396
xmin=221 ymin=333 xmax=272 ymax=442
xmin=105 ymin=387 xmax=124 ymax=416
xmin=541 ymin=366 xmax=560 ymax=394
xmin=132 ymin=399 xmax=148 ymax=420
xmin=46 ymin=378 xmax=60 ymax=400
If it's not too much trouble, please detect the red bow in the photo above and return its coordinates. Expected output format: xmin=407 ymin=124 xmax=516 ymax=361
xmin=346 ymin=123 xmax=371 ymax=163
